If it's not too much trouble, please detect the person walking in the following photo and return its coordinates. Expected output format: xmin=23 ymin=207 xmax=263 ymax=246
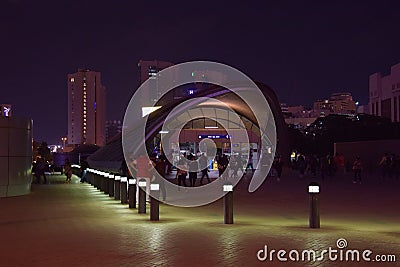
xmin=379 ymin=153 xmax=391 ymax=182
xmin=352 ymin=156 xmax=363 ymax=184
xmin=80 ymin=159 xmax=89 ymax=183
xmin=244 ymin=151 xmax=254 ymax=174
xmin=176 ymin=154 xmax=188 ymax=187
xmin=188 ymin=155 xmax=198 ymax=187
xmin=199 ymin=153 xmax=211 ymax=185
xmin=64 ymin=158 xmax=72 ymax=183
xmin=273 ymin=155 xmax=283 ymax=182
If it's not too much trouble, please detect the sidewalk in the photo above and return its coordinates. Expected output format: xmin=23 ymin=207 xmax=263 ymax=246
xmin=0 ymin=170 xmax=399 ymax=266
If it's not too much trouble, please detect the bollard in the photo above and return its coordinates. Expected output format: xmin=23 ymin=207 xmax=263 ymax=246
xmin=138 ymin=179 xmax=147 ymax=214
xmin=223 ymin=184 xmax=234 ymax=224
xmin=94 ymin=170 xmax=99 ymax=189
xmin=108 ymin=174 xmax=115 ymax=197
xmin=121 ymin=177 xmax=128 ymax=204
xmin=103 ymin=173 xmax=109 ymax=195
xmin=308 ymin=182 xmax=320 ymax=228
xmin=100 ymin=172 xmax=106 ymax=192
xmin=114 ymin=176 xmax=121 ymax=200
xmin=150 ymin=183 xmax=160 ymax=221
xmin=128 ymin=178 xmax=137 ymax=209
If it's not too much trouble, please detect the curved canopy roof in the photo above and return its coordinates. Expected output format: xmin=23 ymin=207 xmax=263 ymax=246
xmin=88 ymin=81 xmax=288 ymax=172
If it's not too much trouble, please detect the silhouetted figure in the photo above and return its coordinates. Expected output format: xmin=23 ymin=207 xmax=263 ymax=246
xmin=218 ymin=154 xmax=229 ymax=178
xmin=244 ymin=152 xmax=254 ymax=174
xmin=379 ymin=153 xmax=391 ymax=182
xmin=188 ymin=155 xmax=198 ymax=187
xmin=64 ymin=158 xmax=72 ymax=183
xmin=199 ymin=153 xmax=211 ymax=185
xmin=352 ymin=156 xmax=363 ymax=184
xmin=80 ymin=159 xmax=89 ymax=183
xmin=297 ymin=154 xmax=306 ymax=178
xmin=176 ymin=154 xmax=187 ymax=187
xmin=273 ymin=155 xmax=283 ymax=181
xmin=34 ymin=157 xmax=47 ymax=184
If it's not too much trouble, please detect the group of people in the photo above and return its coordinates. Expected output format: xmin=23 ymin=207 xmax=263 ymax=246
xmin=175 ymin=153 xmax=212 ymax=187
xmin=293 ymin=151 xmax=400 ymax=184
xmin=294 ymin=153 xmax=347 ymax=179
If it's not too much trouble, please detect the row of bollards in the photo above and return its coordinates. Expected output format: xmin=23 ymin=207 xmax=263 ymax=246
xmin=79 ymin=167 xmax=321 ymax=227
xmin=84 ymin=168 xmax=160 ymax=221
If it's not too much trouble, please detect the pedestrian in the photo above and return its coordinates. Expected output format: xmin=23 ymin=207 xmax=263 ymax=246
xmin=80 ymin=159 xmax=89 ymax=183
xmin=379 ymin=153 xmax=391 ymax=182
xmin=244 ymin=151 xmax=254 ymax=174
xmin=218 ymin=154 xmax=229 ymax=178
xmin=64 ymin=158 xmax=72 ymax=183
xmin=188 ymin=155 xmax=198 ymax=187
xmin=34 ymin=156 xmax=47 ymax=184
xmin=352 ymin=156 xmax=363 ymax=184
xmin=273 ymin=155 xmax=283 ymax=181
xmin=199 ymin=153 xmax=211 ymax=185
xmin=176 ymin=154 xmax=188 ymax=187
xmin=319 ymin=155 xmax=329 ymax=180
xmin=297 ymin=154 xmax=306 ymax=178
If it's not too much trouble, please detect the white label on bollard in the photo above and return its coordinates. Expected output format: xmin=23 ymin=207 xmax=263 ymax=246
xmin=223 ymin=185 xmax=233 ymax=192
xmin=138 ymin=181 xmax=147 ymax=187
xmin=129 ymin=179 xmax=136 ymax=185
xmin=150 ymin=184 xmax=160 ymax=191
xmin=114 ymin=176 xmax=121 ymax=181
xmin=121 ymin=177 xmax=128 ymax=182
xmin=308 ymin=185 xmax=319 ymax=193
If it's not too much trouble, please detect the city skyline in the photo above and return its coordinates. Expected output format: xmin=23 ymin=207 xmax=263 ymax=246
xmin=1 ymin=1 xmax=399 ymax=144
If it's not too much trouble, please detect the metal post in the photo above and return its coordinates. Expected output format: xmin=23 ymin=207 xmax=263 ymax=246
xmin=114 ymin=176 xmax=121 ymax=200
xmin=108 ymin=174 xmax=115 ymax=197
xmin=128 ymin=178 xmax=137 ymax=209
xmin=150 ymin=183 xmax=160 ymax=221
xmin=138 ymin=179 xmax=147 ymax=214
xmin=103 ymin=173 xmax=109 ymax=195
xmin=223 ymin=184 xmax=233 ymax=224
xmin=121 ymin=177 xmax=128 ymax=204
xmin=308 ymin=182 xmax=320 ymax=228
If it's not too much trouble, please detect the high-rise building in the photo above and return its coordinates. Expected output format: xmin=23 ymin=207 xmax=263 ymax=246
xmin=369 ymin=63 xmax=400 ymax=122
xmin=67 ymin=69 xmax=106 ymax=146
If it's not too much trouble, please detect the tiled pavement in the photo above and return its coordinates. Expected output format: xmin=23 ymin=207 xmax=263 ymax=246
xmin=0 ymin=169 xmax=399 ymax=266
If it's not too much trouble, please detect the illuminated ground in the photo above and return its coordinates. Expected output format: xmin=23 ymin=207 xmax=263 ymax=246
xmin=0 ymin=169 xmax=399 ymax=266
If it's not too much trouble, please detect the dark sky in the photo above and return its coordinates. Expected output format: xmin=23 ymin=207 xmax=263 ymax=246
xmin=1 ymin=0 xmax=399 ymax=144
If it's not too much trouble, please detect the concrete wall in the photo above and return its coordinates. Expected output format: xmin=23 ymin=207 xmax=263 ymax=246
xmin=0 ymin=117 xmax=33 ymax=197
xmin=334 ymin=139 xmax=400 ymax=173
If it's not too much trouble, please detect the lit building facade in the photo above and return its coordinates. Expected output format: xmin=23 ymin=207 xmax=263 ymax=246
xmin=67 ymin=69 xmax=106 ymax=146
xmin=369 ymin=62 xmax=400 ymax=122
xmin=314 ymin=93 xmax=356 ymax=115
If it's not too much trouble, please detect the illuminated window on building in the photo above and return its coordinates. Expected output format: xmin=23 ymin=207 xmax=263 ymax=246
xmin=70 ymin=77 xmax=75 ymax=82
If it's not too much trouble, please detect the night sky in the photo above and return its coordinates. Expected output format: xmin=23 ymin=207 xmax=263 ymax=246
xmin=1 ymin=0 xmax=399 ymax=144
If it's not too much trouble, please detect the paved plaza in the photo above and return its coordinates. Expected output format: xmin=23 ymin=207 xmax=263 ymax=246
xmin=0 ymin=169 xmax=399 ymax=266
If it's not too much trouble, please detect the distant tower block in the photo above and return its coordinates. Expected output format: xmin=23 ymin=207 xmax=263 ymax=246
xmin=67 ymin=69 xmax=106 ymax=146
